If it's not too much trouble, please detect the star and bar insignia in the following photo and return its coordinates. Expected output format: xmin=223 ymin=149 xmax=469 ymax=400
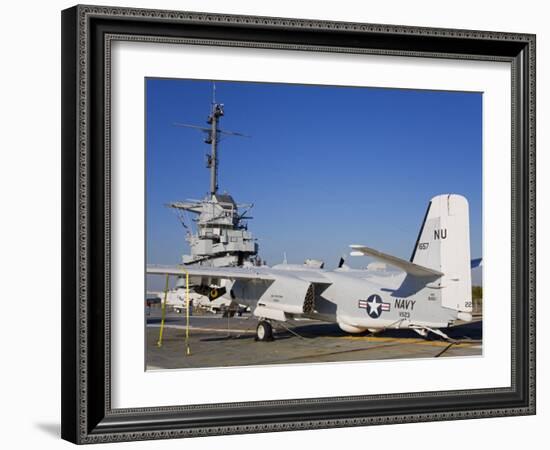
xmin=358 ymin=294 xmax=391 ymax=319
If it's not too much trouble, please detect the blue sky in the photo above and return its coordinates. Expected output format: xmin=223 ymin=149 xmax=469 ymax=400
xmin=146 ymin=78 xmax=482 ymax=280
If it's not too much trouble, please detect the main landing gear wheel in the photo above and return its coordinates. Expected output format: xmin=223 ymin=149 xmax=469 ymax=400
xmin=255 ymin=321 xmax=273 ymax=341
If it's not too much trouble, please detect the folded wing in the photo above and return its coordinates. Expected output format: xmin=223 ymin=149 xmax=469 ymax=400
xmin=147 ymin=265 xmax=332 ymax=285
xmin=147 ymin=265 xmax=332 ymax=321
xmin=147 ymin=264 xmax=275 ymax=282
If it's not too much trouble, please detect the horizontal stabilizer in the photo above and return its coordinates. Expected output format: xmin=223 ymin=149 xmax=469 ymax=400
xmin=350 ymin=245 xmax=443 ymax=278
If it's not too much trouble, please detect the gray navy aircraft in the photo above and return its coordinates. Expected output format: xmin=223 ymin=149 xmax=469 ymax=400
xmin=149 ymin=193 xmax=482 ymax=342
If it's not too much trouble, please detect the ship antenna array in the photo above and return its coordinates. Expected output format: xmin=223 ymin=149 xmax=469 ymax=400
xmin=173 ymin=83 xmax=250 ymax=198
xmin=171 ymin=207 xmax=189 ymax=230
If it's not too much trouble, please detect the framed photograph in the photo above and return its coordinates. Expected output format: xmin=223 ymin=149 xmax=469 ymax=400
xmin=61 ymin=4 xmax=536 ymax=444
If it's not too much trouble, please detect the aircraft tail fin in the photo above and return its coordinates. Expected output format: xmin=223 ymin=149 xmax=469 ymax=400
xmin=410 ymin=194 xmax=472 ymax=312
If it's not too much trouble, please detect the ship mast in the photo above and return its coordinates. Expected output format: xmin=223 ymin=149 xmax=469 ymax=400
xmin=174 ymin=83 xmax=249 ymax=199
xmin=207 ymin=101 xmax=224 ymax=197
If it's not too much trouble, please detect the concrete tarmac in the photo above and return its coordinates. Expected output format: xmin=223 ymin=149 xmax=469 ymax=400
xmin=145 ymin=307 xmax=482 ymax=370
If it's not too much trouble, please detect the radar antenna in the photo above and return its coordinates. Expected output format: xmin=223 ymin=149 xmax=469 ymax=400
xmin=173 ymin=83 xmax=250 ymax=197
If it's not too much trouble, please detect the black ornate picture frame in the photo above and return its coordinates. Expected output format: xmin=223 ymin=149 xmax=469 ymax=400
xmin=61 ymin=4 xmax=536 ymax=444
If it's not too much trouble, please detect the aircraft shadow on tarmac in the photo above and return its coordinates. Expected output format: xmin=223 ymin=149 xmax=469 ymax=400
xmin=147 ymin=316 xmax=184 ymax=325
xmin=281 ymin=320 xmax=482 ymax=342
xmin=199 ymin=334 xmax=268 ymax=342
xmin=148 ymin=314 xmax=482 ymax=342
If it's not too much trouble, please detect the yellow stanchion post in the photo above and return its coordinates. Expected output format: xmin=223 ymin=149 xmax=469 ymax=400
xmin=157 ymin=273 xmax=170 ymax=347
xmin=185 ymin=271 xmax=191 ymax=356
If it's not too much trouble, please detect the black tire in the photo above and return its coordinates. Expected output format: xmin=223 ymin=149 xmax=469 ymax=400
xmin=255 ymin=321 xmax=273 ymax=341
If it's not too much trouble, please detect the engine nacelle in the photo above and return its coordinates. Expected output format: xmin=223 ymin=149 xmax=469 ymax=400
xmin=193 ymin=284 xmax=227 ymax=301
xmin=257 ymin=276 xmax=315 ymax=315
xmin=338 ymin=322 xmax=367 ymax=334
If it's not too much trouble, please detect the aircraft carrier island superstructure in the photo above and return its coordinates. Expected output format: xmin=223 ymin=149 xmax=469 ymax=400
xmin=168 ymin=193 xmax=258 ymax=268
xmin=168 ymin=91 xmax=260 ymax=269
